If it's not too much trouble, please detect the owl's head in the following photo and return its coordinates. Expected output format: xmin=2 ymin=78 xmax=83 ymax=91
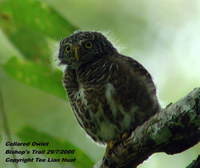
xmin=58 ymin=31 xmax=116 ymax=68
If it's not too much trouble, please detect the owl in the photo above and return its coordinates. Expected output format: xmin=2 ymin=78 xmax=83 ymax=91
xmin=58 ymin=31 xmax=160 ymax=152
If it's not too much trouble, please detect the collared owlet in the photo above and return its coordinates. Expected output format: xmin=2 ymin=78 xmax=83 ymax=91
xmin=58 ymin=31 xmax=160 ymax=146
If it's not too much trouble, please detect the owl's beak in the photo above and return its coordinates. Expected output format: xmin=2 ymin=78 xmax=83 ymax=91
xmin=73 ymin=46 xmax=80 ymax=61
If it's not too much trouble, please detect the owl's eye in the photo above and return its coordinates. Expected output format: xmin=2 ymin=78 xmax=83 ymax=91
xmin=85 ymin=41 xmax=93 ymax=49
xmin=65 ymin=45 xmax=71 ymax=53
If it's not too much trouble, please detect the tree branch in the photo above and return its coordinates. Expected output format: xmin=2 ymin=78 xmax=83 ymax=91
xmin=94 ymin=87 xmax=200 ymax=168
xmin=186 ymin=155 xmax=200 ymax=168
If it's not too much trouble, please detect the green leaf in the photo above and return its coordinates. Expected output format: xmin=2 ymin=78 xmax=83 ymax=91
xmin=3 ymin=57 xmax=66 ymax=100
xmin=0 ymin=0 xmax=77 ymax=63
xmin=17 ymin=126 xmax=94 ymax=168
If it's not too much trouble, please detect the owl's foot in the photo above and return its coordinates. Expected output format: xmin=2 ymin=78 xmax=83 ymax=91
xmin=105 ymin=140 xmax=115 ymax=157
xmin=105 ymin=131 xmax=132 ymax=158
xmin=119 ymin=131 xmax=132 ymax=142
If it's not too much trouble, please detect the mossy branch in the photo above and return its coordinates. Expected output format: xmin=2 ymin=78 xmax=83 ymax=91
xmin=94 ymin=87 xmax=200 ymax=168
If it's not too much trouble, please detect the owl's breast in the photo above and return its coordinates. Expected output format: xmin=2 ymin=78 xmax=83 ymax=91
xmin=69 ymin=80 xmax=111 ymax=142
xmin=63 ymin=62 xmax=141 ymax=143
xmin=68 ymin=79 xmax=138 ymax=143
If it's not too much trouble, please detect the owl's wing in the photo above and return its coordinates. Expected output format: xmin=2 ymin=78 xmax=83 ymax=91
xmin=108 ymin=54 xmax=160 ymax=123
xmin=63 ymin=68 xmax=79 ymax=100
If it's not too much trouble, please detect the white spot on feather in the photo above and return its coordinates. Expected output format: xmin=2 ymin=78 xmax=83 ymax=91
xmin=105 ymin=83 xmax=117 ymax=117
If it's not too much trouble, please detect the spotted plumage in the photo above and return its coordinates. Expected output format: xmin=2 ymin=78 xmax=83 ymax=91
xmin=58 ymin=31 xmax=161 ymax=144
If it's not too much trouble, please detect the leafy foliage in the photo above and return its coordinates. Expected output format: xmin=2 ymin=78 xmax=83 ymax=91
xmin=0 ymin=0 xmax=96 ymax=167
xmin=3 ymin=57 xmax=66 ymax=99
xmin=0 ymin=0 xmax=77 ymax=63
xmin=0 ymin=0 xmax=77 ymax=98
xmin=17 ymin=126 xmax=94 ymax=168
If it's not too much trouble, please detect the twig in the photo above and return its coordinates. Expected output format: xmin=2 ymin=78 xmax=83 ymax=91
xmin=0 ymin=84 xmax=18 ymax=168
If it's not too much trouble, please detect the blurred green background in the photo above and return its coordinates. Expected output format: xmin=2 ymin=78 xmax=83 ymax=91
xmin=0 ymin=0 xmax=200 ymax=167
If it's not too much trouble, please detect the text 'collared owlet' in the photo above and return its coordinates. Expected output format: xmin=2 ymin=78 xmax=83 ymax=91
xmin=58 ymin=31 xmax=161 ymax=144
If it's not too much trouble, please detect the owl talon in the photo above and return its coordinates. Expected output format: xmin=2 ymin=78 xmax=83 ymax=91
xmin=105 ymin=132 xmax=132 ymax=157
xmin=122 ymin=131 xmax=131 ymax=140
xmin=116 ymin=131 xmax=131 ymax=145
xmin=121 ymin=131 xmax=132 ymax=147
xmin=105 ymin=140 xmax=115 ymax=157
